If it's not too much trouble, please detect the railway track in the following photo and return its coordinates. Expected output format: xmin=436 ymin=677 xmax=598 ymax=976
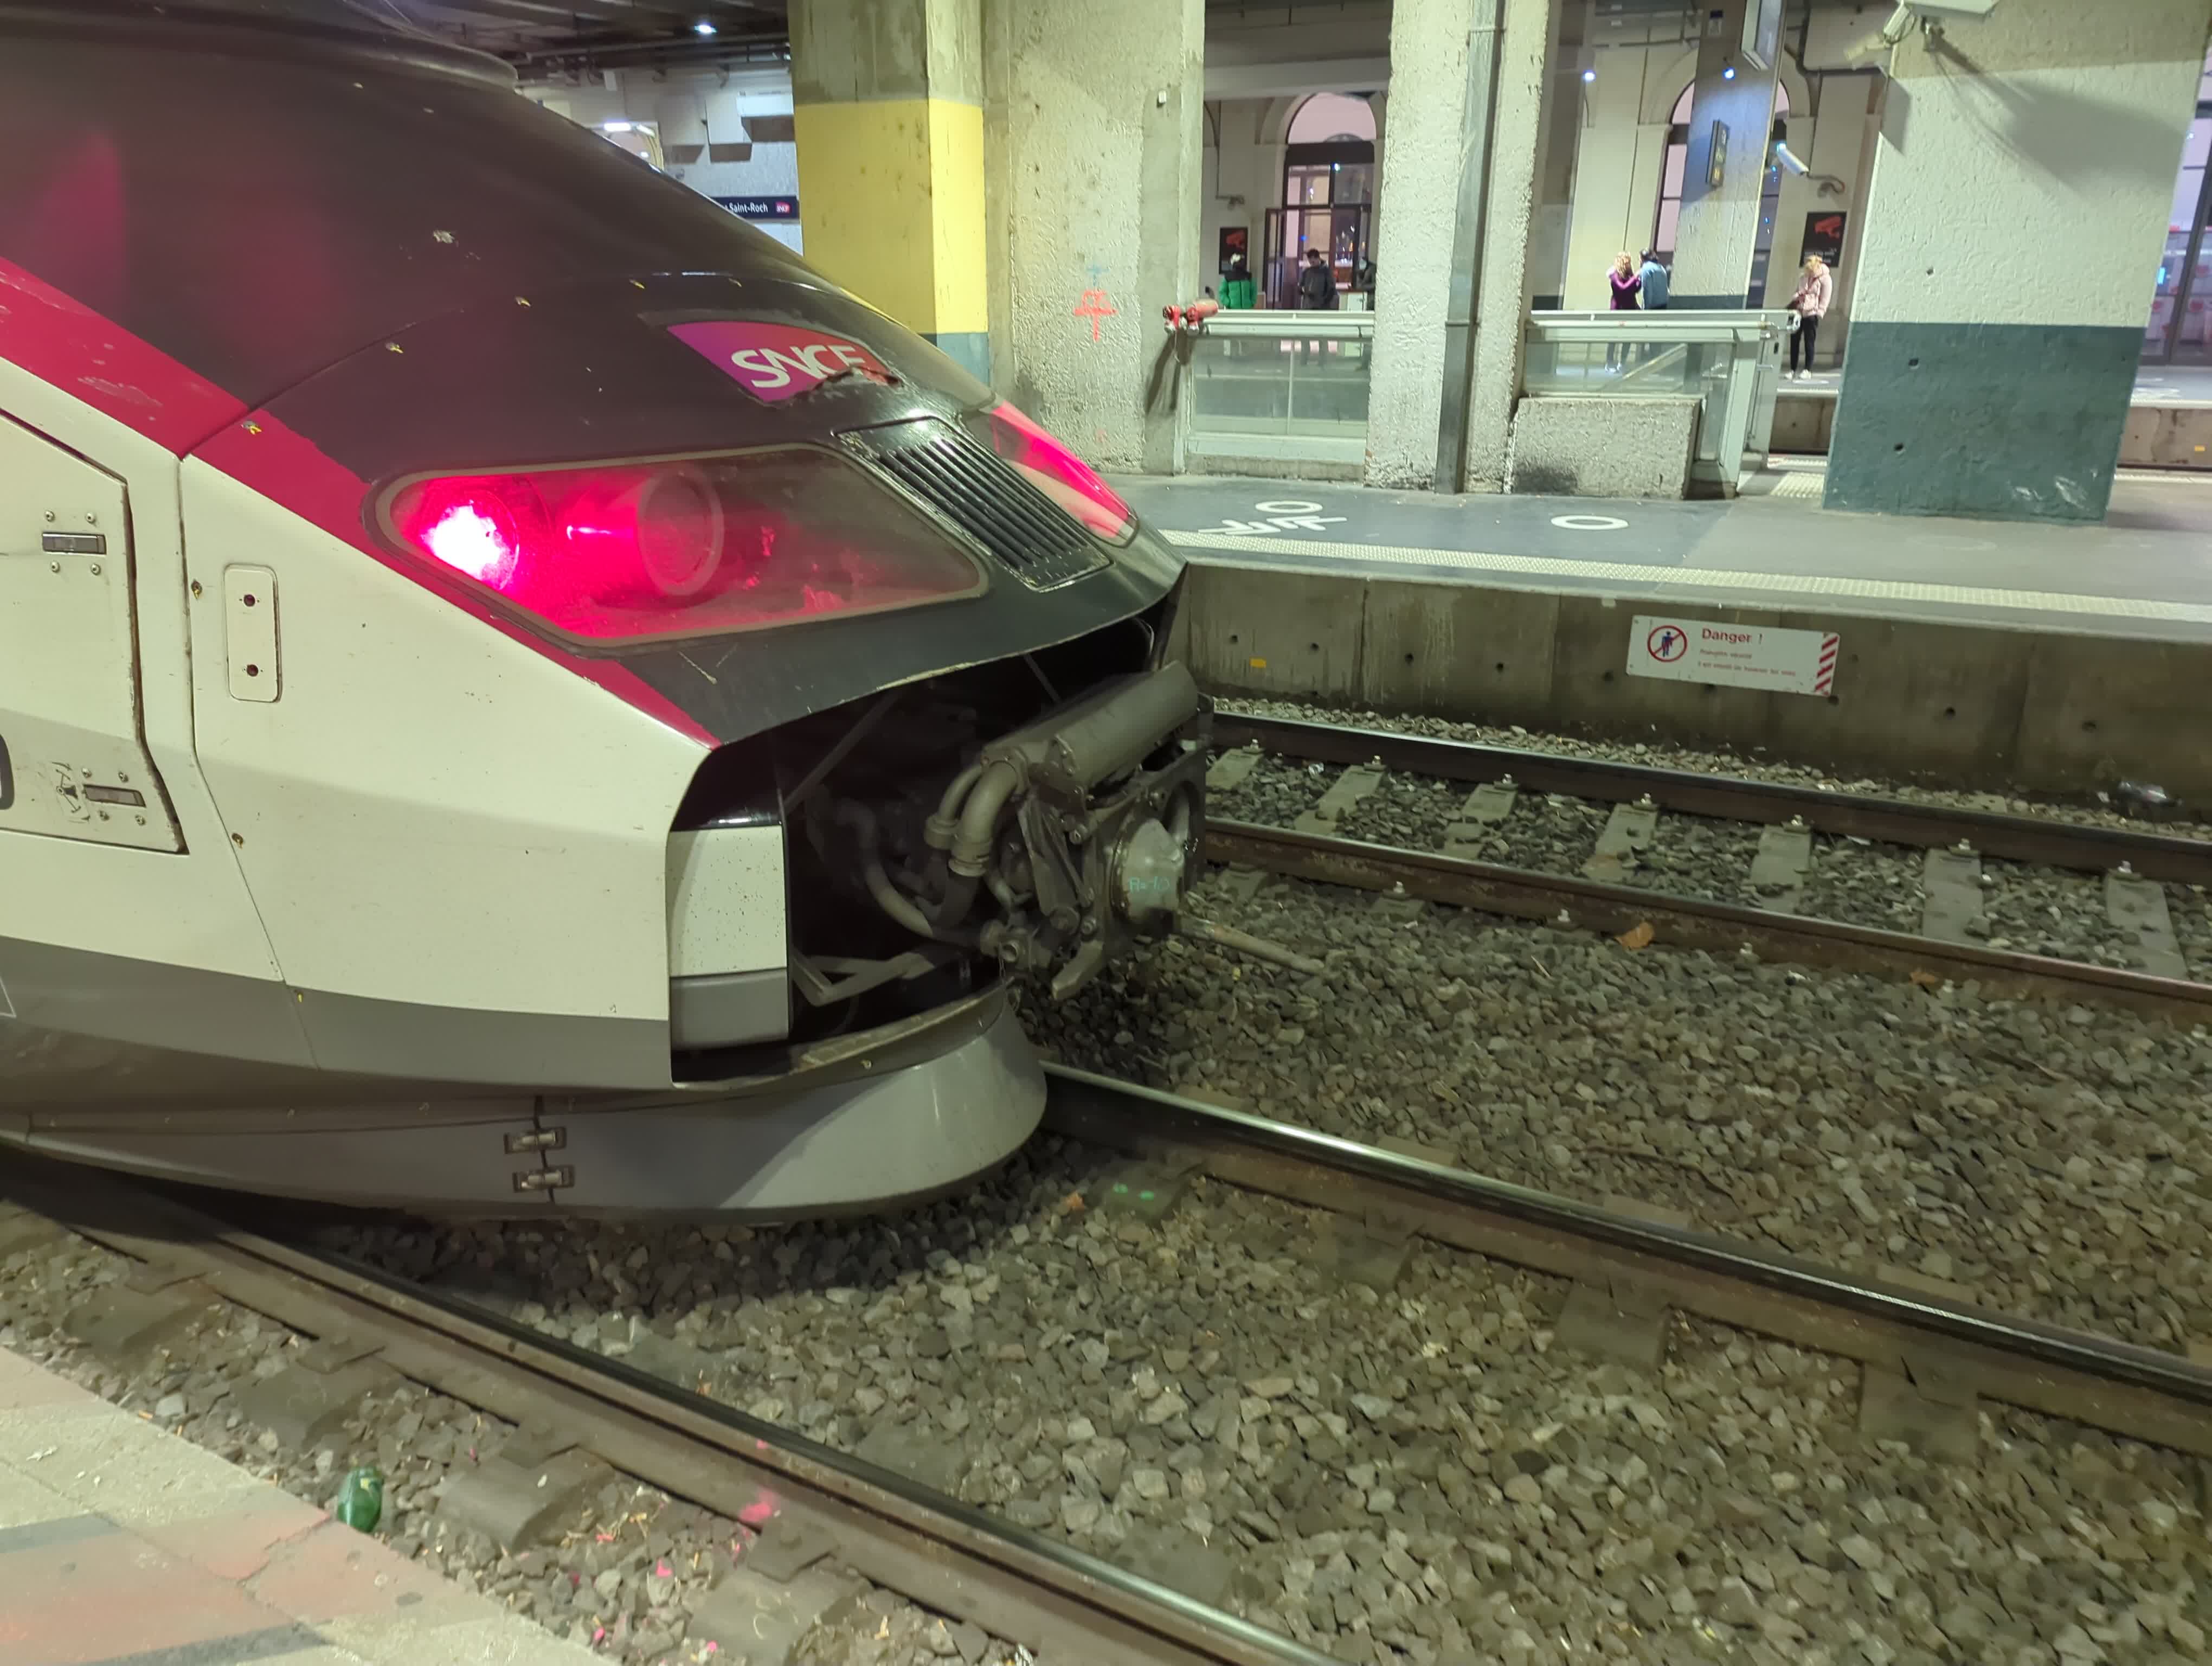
xmin=33 ymin=1069 xmax=2212 ymax=1463
xmin=1044 ymin=1067 xmax=2212 ymax=1459
xmin=11 ymin=1067 xmax=2212 ymax=1657
xmin=1212 ymin=713 xmax=2212 ymax=883
xmin=1206 ymin=713 xmax=2212 ymax=1018
xmin=0 ymin=1155 xmax=1335 ymax=1666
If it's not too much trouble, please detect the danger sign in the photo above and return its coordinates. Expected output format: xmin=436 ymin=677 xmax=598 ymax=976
xmin=668 ymin=321 xmax=895 ymax=402
xmin=1628 ymin=615 xmax=1840 ymax=697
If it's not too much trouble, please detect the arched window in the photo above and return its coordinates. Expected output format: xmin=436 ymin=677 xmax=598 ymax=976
xmin=1288 ymin=93 xmax=1377 ymax=146
xmin=1653 ymin=80 xmax=1790 ymax=261
xmin=1269 ymin=93 xmax=1378 ymax=306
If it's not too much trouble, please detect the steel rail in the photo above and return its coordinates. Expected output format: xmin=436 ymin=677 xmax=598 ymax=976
xmin=1 ymin=1162 xmax=1339 ymax=1666
xmin=1043 ymin=1067 xmax=2212 ymax=1458
xmin=1203 ymin=818 xmax=2212 ymax=1022
xmin=1214 ymin=713 xmax=2212 ymax=884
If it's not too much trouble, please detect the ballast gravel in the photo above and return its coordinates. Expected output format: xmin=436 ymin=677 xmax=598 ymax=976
xmin=0 ymin=1226 xmax=1023 ymax=1666
xmin=1220 ymin=696 xmax=2211 ymax=838
xmin=1214 ymin=717 xmax=2201 ymax=978
xmin=327 ymin=1139 xmax=2212 ymax=1666
xmin=1028 ymin=870 xmax=2212 ymax=1354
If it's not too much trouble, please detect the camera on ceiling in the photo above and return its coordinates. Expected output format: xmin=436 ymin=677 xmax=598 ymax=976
xmin=1881 ymin=0 xmax=1999 ymax=43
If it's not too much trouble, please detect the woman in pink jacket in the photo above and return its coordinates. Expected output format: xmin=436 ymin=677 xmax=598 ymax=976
xmin=1787 ymin=255 xmax=1832 ymax=379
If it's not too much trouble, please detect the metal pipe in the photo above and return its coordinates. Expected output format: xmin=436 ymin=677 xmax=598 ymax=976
xmin=835 ymin=802 xmax=974 ymax=946
xmin=1433 ymin=0 xmax=1508 ymax=492
xmin=922 ymin=760 xmax=1024 ymax=930
xmin=924 ymin=762 xmax=986 ymax=850
xmin=949 ymin=760 xmax=1024 ymax=878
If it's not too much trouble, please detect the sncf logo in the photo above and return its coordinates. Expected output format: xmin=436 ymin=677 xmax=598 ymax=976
xmin=668 ymin=321 xmax=896 ymax=403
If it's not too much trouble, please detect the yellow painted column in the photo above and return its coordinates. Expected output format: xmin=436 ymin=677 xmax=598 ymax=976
xmin=791 ymin=0 xmax=990 ymax=381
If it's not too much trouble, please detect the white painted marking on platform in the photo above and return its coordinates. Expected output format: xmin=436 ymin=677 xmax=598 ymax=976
xmin=1630 ymin=617 xmax=1840 ymax=696
xmin=1200 ymin=497 xmax=1349 ymax=535
xmin=1161 ymin=530 xmax=2212 ymax=626
xmin=1551 ymin=514 xmax=1629 ymax=530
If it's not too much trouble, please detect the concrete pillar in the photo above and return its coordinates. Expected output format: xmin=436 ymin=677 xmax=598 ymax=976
xmin=1463 ymin=0 xmax=1564 ymax=492
xmin=1826 ymin=2 xmax=2212 ymax=523
xmin=790 ymin=0 xmax=990 ymax=380
xmin=1525 ymin=0 xmax=1583 ymax=309
xmin=1365 ymin=0 xmax=1559 ymax=492
xmin=982 ymin=0 xmax=1203 ymax=473
xmin=1669 ymin=0 xmax=1783 ymax=307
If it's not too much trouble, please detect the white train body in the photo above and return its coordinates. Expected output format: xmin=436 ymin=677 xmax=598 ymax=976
xmin=0 ymin=2 xmax=1205 ymax=1214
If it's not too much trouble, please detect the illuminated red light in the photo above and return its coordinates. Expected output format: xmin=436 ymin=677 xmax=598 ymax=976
xmin=979 ymin=401 xmax=1136 ymax=544
xmin=380 ymin=450 xmax=985 ymax=643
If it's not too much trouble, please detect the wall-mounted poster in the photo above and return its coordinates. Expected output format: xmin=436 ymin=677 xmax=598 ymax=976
xmin=1218 ymin=225 xmax=1249 ymax=274
xmin=1801 ymin=210 xmax=1848 ymax=267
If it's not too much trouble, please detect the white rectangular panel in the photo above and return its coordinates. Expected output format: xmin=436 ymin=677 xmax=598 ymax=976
xmin=223 ymin=566 xmax=280 ymax=702
xmin=0 ymin=414 xmax=178 ymax=851
xmin=667 ymin=824 xmax=787 ymax=978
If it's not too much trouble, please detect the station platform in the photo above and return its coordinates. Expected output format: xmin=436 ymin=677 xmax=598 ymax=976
xmin=0 ymin=1345 xmax=591 ymax=1666
xmin=1731 ymin=364 xmax=2212 ymax=405
xmin=1127 ymin=466 xmax=2212 ymax=802
xmin=1121 ymin=462 xmax=2212 ymax=641
xmin=1773 ymin=365 xmax=2212 ymax=467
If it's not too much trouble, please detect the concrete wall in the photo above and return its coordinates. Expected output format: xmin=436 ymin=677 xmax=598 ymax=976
xmin=1759 ymin=69 xmax=1880 ymax=345
xmin=1169 ymin=561 xmax=2212 ymax=798
xmin=983 ymin=0 xmax=1204 ymax=472
xmin=1507 ymin=395 xmax=1698 ymax=496
xmin=1202 ymin=95 xmax=1288 ymax=294
xmin=526 ymin=69 xmax=802 ymax=252
xmin=1827 ymin=0 xmax=2212 ymax=522
xmin=2125 ymin=403 xmax=2212 ymax=469
xmin=1558 ymin=44 xmax=1691 ymax=310
xmin=1525 ymin=0 xmax=1583 ymax=309
xmin=1200 ymin=88 xmax=1391 ymax=300
xmin=1770 ymin=391 xmax=2212 ymax=469
xmin=1554 ymin=39 xmax=1881 ymax=349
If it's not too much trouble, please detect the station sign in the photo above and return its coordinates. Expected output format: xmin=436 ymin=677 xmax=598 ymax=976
xmin=713 ymin=195 xmax=799 ymax=221
xmin=1628 ymin=616 xmax=1840 ymax=697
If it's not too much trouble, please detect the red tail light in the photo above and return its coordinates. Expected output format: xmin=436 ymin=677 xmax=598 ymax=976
xmin=978 ymin=401 xmax=1136 ymax=544
xmin=378 ymin=448 xmax=986 ymax=643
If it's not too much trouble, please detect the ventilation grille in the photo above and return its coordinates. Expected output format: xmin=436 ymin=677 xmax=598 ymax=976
xmin=846 ymin=419 xmax=1111 ymax=591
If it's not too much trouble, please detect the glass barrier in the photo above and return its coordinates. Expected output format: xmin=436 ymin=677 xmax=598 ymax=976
xmin=1524 ymin=310 xmax=1793 ymax=492
xmin=1187 ymin=311 xmax=1374 ymax=466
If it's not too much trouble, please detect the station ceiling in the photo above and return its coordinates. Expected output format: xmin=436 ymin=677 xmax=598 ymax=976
xmin=371 ymin=0 xmax=788 ymax=65
xmin=376 ymin=0 xmax=1840 ymax=71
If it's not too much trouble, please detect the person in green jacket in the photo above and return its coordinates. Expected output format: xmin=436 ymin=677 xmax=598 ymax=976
xmin=1219 ymin=252 xmax=1257 ymax=309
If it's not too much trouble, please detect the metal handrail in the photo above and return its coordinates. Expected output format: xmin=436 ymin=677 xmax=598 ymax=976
xmin=1199 ymin=310 xmax=1374 ymax=339
xmin=1527 ymin=307 xmax=1793 ymax=341
xmin=1612 ymin=340 xmax=1692 ymax=389
xmin=1522 ymin=309 xmax=1791 ymax=492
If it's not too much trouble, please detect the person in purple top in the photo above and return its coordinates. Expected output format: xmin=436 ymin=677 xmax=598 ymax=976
xmin=1609 ymin=252 xmax=1643 ymax=309
xmin=1606 ymin=251 xmax=1641 ymax=369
